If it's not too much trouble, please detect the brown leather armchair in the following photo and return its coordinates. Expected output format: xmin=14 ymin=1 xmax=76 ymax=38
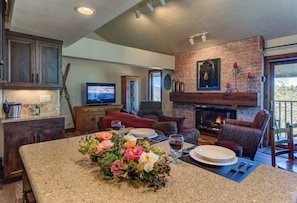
xmin=215 ymin=109 xmax=271 ymax=160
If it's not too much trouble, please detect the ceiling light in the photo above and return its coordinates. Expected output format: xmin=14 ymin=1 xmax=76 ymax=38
xmin=188 ymin=32 xmax=208 ymax=45
xmin=201 ymin=33 xmax=207 ymax=42
xmin=159 ymin=0 xmax=166 ymax=6
xmin=146 ymin=2 xmax=154 ymax=12
xmin=189 ymin=37 xmax=195 ymax=45
xmin=75 ymin=6 xmax=95 ymax=16
xmin=135 ymin=9 xmax=141 ymax=18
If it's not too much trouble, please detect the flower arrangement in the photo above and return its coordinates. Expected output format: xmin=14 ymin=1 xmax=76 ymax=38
xmin=78 ymin=131 xmax=171 ymax=191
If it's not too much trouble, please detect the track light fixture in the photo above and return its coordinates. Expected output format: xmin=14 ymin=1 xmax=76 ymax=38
xmin=135 ymin=0 xmax=167 ymax=19
xmin=135 ymin=9 xmax=141 ymax=18
xmin=189 ymin=37 xmax=194 ymax=45
xmin=146 ymin=1 xmax=154 ymax=12
xmin=159 ymin=0 xmax=166 ymax=6
xmin=188 ymin=32 xmax=208 ymax=45
xmin=201 ymin=33 xmax=207 ymax=42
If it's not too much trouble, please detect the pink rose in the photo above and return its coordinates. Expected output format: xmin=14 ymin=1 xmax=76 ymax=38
xmin=124 ymin=146 xmax=144 ymax=162
xmin=95 ymin=140 xmax=114 ymax=154
xmin=111 ymin=160 xmax=124 ymax=176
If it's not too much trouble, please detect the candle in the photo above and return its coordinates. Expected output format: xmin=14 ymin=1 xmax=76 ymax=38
xmin=233 ymin=62 xmax=237 ymax=68
xmin=248 ymin=72 xmax=252 ymax=78
xmin=226 ymin=82 xmax=231 ymax=88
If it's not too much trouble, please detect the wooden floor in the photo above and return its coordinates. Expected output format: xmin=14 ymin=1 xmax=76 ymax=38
xmin=0 ymin=135 xmax=290 ymax=203
xmin=0 ymin=180 xmax=22 ymax=203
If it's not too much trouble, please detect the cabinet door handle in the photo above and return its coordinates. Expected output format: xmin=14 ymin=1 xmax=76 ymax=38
xmin=33 ymin=132 xmax=37 ymax=143
xmin=31 ymin=74 xmax=34 ymax=83
xmin=36 ymin=74 xmax=39 ymax=83
xmin=31 ymin=124 xmax=45 ymax=128
xmin=0 ymin=60 xmax=3 ymax=65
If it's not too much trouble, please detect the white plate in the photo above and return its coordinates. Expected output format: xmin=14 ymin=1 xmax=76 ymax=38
xmin=129 ymin=128 xmax=155 ymax=138
xmin=193 ymin=145 xmax=236 ymax=163
xmin=126 ymin=132 xmax=158 ymax=139
xmin=189 ymin=149 xmax=238 ymax=166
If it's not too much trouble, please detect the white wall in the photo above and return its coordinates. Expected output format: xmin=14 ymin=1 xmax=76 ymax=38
xmin=63 ymin=38 xmax=175 ymax=70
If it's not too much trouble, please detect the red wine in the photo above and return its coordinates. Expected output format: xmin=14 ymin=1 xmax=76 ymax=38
xmin=169 ymin=140 xmax=183 ymax=150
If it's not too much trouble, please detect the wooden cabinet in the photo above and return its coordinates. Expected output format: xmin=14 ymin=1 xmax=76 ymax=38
xmin=121 ymin=76 xmax=139 ymax=112
xmin=3 ymin=31 xmax=62 ymax=89
xmin=3 ymin=117 xmax=65 ymax=182
xmin=75 ymin=105 xmax=122 ymax=134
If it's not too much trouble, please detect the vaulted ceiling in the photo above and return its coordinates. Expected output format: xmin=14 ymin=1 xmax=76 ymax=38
xmin=6 ymin=0 xmax=297 ymax=55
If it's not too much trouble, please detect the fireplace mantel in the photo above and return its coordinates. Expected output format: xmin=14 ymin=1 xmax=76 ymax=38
xmin=170 ymin=92 xmax=260 ymax=107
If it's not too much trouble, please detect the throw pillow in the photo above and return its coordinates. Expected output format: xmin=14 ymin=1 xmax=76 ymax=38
xmin=158 ymin=115 xmax=185 ymax=133
xmin=152 ymin=121 xmax=177 ymax=136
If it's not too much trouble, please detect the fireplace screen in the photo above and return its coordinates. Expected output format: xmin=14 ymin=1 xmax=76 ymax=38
xmin=196 ymin=106 xmax=236 ymax=134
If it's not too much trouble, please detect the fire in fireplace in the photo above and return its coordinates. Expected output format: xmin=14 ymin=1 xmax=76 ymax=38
xmin=196 ymin=105 xmax=236 ymax=135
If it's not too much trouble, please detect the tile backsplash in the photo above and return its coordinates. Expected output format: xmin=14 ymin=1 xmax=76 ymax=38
xmin=2 ymin=90 xmax=60 ymax=117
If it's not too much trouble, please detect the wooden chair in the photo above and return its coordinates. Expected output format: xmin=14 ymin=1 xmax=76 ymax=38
xmin=291 ymin=123 xmax=297 ymax=159
xmin=270 ymin=123 xmax=297 ymax=172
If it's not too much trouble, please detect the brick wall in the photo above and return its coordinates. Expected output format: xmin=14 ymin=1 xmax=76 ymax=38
xmin=172 ymin=37 xmax=264 ymax=128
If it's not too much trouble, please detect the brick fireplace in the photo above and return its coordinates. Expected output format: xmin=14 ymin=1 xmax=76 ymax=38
xmin=172 ymin=93 xmax=261 ymax=137
xmin=171 ymin=36 xmax=264 ymax=132
xmin=196 ymin=105 xmax=236 ymax=135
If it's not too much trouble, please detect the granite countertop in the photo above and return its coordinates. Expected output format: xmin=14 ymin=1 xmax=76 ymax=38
xmin=0 ymin=114 xmax=67 ymax=123
xmin=19 ymin=135 xmax=297 ymax=203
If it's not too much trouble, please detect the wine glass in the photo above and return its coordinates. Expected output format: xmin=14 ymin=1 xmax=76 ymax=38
xmin=111 ymin=120 xmax=121 ymax=130
xmin=169 ymin=134 xmax=184 ymax=165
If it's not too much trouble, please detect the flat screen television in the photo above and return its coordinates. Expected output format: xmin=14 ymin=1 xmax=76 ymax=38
xmin=86 ymin=83 xmax=116 ymax=105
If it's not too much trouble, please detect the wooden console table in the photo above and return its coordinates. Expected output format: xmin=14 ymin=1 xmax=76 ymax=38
xmin=75 ymin=105 xmax=122 ymax=134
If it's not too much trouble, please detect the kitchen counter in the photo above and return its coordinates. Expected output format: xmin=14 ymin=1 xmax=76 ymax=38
xmin=0 ymin=113 xmax=67 ymax=123
xmin=19 ymin=135 xmax=297 ymax=203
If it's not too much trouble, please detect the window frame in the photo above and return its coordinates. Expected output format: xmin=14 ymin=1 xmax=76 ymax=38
xmin=148 ymin=69 xmax=162 ymax=101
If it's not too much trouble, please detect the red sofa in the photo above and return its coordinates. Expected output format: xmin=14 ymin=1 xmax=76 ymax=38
xmin=98 ymin=110 xmax=200 ymax=145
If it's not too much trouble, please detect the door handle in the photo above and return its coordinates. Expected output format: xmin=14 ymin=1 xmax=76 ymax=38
xmin=269 ymin=100 xmax=274 ymax=112
xmin=33 ymin=132 xmax=38 ymax=143
xmin=31 ymin=124 xmax=45 ymax=128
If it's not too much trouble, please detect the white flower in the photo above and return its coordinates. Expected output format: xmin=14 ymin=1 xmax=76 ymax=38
xmin=124 ymin=134 xmax=137 ymax=143
xmin=138 ymin=151 xmax=159 ymax=172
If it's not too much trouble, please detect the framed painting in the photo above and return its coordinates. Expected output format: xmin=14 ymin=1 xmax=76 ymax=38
xmin=196 ymin=58 xmax=221 ymax=90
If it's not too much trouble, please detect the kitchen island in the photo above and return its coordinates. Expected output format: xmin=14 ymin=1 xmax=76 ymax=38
xmin=19 ymin=135 xmax=297 ymax=203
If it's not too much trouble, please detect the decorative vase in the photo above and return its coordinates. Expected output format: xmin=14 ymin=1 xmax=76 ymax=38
xmin=172 ymin=80 xmax=176 ymax=92
xmin=176 ymin=81 xmax=180 ymax=92
xmin=180 ymin=82 xmax=184 ymax=92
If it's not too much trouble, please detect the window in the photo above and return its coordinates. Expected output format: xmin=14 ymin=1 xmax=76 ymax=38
xmin=149 ymin=70 xmax=162 ymax=101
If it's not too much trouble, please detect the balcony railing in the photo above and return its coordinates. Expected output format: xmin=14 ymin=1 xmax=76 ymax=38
xmin=274 ymin=100 xmax=297 ymax=132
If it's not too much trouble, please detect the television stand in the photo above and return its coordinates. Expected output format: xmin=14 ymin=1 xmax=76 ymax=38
xmin=75 ymin=104 xmax=122 ymax=135
xmin=88 ymin=103 xmax=113 ymax=106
